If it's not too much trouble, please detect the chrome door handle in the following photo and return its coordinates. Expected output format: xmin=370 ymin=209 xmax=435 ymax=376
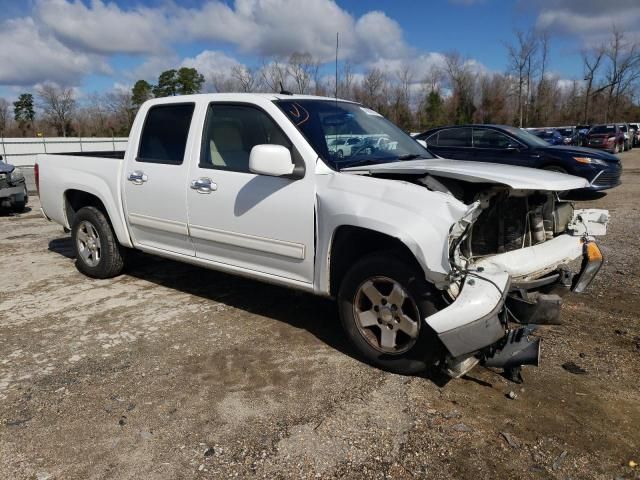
xmin=127 ymin=170 xmax=148 ymax=185
xmin=190 ymin=177 xmax=217 ymax=194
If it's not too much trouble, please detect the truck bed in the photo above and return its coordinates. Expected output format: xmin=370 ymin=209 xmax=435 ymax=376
xmin=37 ymin=153 xmax=132 ymax=247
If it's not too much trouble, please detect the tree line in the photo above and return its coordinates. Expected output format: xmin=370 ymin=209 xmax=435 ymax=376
xmin=1 ymin=27 xmax=638 ymax=138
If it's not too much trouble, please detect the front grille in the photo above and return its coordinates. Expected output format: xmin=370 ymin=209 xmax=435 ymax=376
xmin=593 ymin=169 xmax=621 ymax=186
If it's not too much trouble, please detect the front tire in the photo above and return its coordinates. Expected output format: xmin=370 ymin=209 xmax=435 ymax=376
xmin=71 ymin=206 xmax=125 ymax=278
xmin=337 ymin=252 xmax=442 ymax=375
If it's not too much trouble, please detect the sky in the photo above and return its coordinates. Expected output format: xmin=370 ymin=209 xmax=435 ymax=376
xmin=0 ymin=0 xmax=639 ymax=101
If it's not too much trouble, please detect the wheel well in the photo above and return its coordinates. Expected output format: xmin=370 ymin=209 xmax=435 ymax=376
xmin=64 ymin=190 xmax=108 ymax=227
xmin=329 ymin=226 xmax=422 ymax=297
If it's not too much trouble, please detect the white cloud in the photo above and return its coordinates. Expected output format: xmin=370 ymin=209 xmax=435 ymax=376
xmin=128 ymin=55 xmax=180 ymax=83
xmin=180 ymin=50 xmax=243 ymax=80
xmin=0 ymin=16 xmax=108 ymax=86
xmin=35 ymin=0 xmax=170 ymax=54
xmin=534 ymin=1 xmax=640 ymax=45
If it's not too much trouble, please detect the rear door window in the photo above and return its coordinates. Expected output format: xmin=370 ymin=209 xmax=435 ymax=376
xmin=138 ymin=104 xmax=195 ymax=165
xmin=437 ymin=128 xmax=472 ymax=147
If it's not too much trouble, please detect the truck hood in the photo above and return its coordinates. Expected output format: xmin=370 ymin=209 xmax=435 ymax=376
xmin=0 ymin=162 xmax=15 ymax=174
xmin=342 ymin=158 xmax=588 ymax=191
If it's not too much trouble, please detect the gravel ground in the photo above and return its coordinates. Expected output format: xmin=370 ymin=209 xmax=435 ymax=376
xmin=1 ymin=150 xmax=639 ymax=479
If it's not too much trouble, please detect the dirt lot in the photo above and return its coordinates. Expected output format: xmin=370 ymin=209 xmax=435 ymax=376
xmin=1 ymin=152 xmax=639 ymax=480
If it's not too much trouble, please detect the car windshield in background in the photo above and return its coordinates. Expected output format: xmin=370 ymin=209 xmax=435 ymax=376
xmin=275 ymin=100 xmax=432 ymax=169
xmin=559 ymin=128 xmax=573 ymax=136
xmin=503 ymin=126 xmax=550 ymax=147
xmin=591 ymin=125 xmax=616 ymax=134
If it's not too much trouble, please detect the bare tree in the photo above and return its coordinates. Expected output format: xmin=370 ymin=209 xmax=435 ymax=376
xmin=260 ymin=58 xmax=289 ymax=92
xmin=210 ymin=73 xmax=238 ymax=93
xmin=0 ymin=98 xmax=9 ymax=135
xmin=231 ymin=65 xmax=259 ymax=92
xmin=287 ymin=52 xmax=317 ymax=94
xmin=105 ymin=90 xmax=135 ymax=134
xmin=37 ymin=84 xmax=76 ymax=137
xmin=603 ymin=28 xmax=640 ymax=121
xmin=442 ymin=52 xmax=477 ymax=124
xmin=581 ymin=45 xmax=605 ymax=123
xmin=506 ymin=29 xmax=538 ymax=127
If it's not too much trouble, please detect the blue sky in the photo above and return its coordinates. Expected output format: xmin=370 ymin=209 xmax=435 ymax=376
xmin=0 ymin=0 xmax=638 ymax=100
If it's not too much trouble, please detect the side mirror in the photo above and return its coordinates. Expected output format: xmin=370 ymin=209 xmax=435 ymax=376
xmin=506 ymin=143 xmax=521 ymax=152
xmin=416 ymin=139 xmax=428 ymax=148
xmin=249 ymin=144 xmax=295 ymax=177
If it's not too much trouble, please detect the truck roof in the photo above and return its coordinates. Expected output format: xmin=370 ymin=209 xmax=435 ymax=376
xmin=143 ymin=92 xmax=356 ymax=106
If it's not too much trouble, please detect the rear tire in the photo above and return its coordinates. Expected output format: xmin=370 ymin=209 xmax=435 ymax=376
xmin=71 ymin=206 xmax=125 ymax=279
xmin=337 ymin=252 xmax=443 ymax=375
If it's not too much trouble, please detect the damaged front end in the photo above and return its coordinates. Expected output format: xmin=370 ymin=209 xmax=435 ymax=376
xmin=434 ymin=183 xmax=608 ymax=380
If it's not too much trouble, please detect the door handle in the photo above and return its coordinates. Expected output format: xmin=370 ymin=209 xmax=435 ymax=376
xmin=190 ymin=177 xmax=217 ymax=194
xmin=127 ymin=170 xmax=148 ymax=185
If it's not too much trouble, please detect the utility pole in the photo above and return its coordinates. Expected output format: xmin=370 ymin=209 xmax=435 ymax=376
xmin=335 ymin=32 xmax=339 ymax=99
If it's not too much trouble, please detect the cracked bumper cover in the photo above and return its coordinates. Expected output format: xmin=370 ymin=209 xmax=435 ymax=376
xmin=426 ymin=268 xmax=510 ymax=358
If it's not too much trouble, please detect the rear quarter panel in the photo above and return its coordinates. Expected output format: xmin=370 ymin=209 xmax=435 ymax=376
xmin=37 ymin=154 xmax=132 ymax=247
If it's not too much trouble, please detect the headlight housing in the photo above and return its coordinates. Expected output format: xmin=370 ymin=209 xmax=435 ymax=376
xmin=9 ymin=167 xmax=24 ymax=183
xmin=573 ymin=156 xmax=608 ymax=166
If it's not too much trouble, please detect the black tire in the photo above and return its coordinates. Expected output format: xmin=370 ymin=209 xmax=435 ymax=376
xmin=337 ymin=149 xmax=343 ymax=159
xmin=13 ymin=184 xmax=28 ymax=212
xmin=337 ymin=251 xmax=442 ymax=375
xmin=71 ymin=206 xmax=125 ymax=279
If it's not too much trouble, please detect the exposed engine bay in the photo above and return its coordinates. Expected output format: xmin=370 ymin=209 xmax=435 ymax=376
xmin=463 ymin=190 xmax=574 ymax=258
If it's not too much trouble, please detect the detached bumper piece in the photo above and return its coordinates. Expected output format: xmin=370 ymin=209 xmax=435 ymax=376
xmin=572 ymin=241 xmax=603 ymax=293
xmin=482 ymin=327 xmax=541 ymax=383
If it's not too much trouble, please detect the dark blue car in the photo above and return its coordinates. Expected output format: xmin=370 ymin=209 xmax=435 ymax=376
xmin=414 ymin=125 xmax=621 ymax=191
xmin=528 ymin=128 xmax=564 ymax=145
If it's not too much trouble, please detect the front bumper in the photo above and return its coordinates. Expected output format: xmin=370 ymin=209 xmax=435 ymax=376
xmin=426 ymin=267 xmax=509 ymax=358
xmin=434 ymin=208 xmax=608 ymax=358
xmin=0 ymin=184 xmax=26 ymax=207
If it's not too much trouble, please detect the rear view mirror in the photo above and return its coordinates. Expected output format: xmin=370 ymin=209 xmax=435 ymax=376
xmin=249 ymin=144 xmax=295 ymax=177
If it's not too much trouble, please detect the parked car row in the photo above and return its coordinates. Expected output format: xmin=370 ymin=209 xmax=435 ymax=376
xmin=413 ymin=124 xmax=622 ymax=192
xmin=527 ymin=123 xmax=639 ymax=152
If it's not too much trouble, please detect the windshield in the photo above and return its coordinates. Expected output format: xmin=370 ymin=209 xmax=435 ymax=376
xmin=275 ymin=100 xmax=432 ymax=169
xmin=590 ymin=125 xmax=616 ymax=134
xmin=558 ymin=128 xmax=573 ymax=136
xmin=503 ymin=126 xmax=551 ymax=147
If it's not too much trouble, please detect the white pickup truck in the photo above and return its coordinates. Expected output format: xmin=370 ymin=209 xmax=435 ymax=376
xmin=37 ymin=94 xmax=609 ymax=380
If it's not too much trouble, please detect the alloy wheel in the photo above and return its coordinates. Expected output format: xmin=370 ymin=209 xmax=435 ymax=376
xmin=352 ymin=276 xmax=421 ymax=354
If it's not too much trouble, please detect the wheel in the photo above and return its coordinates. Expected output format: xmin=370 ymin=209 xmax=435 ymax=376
xmin=71 ymin=206 xmax=125 ymax=278
xmin=337 ymin=252 xmax=442 ymax=375
xmin=614 ymin=143 xmax=620 ymax=154
xmin=624 ymin=140 xmax=628 ymax=151
xmin=12 ymin=184 xmax=28 ymax=212
xmin=337 ymin=149 xmax=343 ymax=159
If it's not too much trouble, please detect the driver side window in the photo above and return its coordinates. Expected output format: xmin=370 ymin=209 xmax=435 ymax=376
xmin=200 ymin=104 xmax=292 ymax=173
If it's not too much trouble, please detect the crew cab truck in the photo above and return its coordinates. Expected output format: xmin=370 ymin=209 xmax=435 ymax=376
xmin=37 ymin=94 xmax=609 ymax=379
